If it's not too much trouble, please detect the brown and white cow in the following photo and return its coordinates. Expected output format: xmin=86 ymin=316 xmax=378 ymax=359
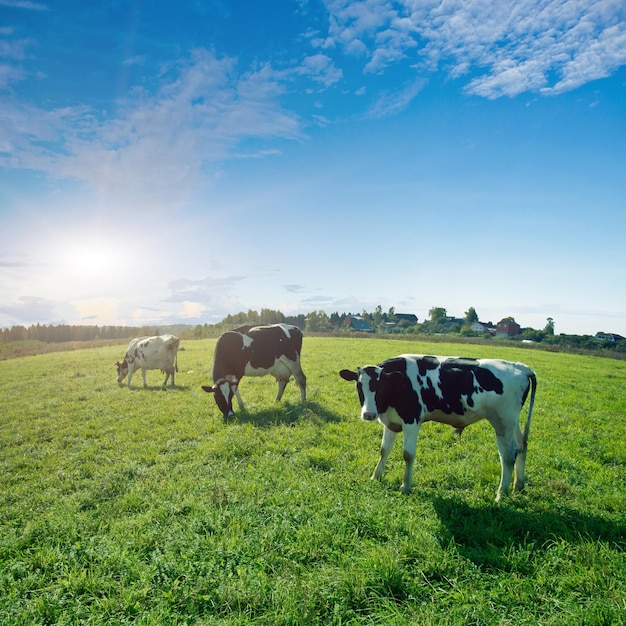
xmin=340 ymin=355 xmax=537 ymax=501
xmin=116 ymin=334 xmax=180 ymax=388
xmin=202 ymin=324 xmax=306 ymax=419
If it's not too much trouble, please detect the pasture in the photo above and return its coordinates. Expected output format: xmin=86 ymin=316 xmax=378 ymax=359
xmin=1 ymin=336 xmax=624 ymax=625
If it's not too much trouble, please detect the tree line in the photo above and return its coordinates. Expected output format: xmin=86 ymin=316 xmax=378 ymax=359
xmin=190 ymin=306 xmax=625 ymax=355
xmin=1 ymin=323 xmax=158 ymax=344
xmin=2 ymin=305 xmax=624 ymax=356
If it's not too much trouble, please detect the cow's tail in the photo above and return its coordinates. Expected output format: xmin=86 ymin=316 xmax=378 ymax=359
xmin=175 ymin=351 xmax=179 ymax=373
xmin=522 ymin=370 xmax=537 ymax=451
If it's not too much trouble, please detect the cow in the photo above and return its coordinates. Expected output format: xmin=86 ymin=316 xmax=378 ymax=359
xmin=340 ymin=355 xmax=537 ymax=501
xmin=202 ymin=324 xmax=307 ymax=419
xmin=116 ymin=334 xmax=180 ymax=388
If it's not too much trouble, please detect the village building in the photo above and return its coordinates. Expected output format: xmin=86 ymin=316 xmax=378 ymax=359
xmin=496 ymin=318 xmax=521 ymax=337
xmin=344 ymin=315 xmax=373 ymax=332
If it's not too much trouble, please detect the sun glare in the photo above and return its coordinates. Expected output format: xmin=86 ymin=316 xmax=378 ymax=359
xmin=77 ymin=245 xmax=109 ymax=276
xmin=52 ymin=233 xmax=120 ymax=281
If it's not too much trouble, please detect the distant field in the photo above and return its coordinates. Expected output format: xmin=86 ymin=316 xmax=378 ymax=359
xmin=1 ymin=337 xmax=625 ymax=625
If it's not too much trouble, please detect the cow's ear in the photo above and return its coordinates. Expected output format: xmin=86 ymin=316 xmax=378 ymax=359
xmin=339 ymin=369 xmax=358 ymax=381
xmin=201 ymin=385 xmax=215 ymax=394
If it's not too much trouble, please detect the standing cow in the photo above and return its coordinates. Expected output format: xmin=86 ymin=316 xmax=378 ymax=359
xmin=116 ymin=334 xmax=180 ymax=388
xmin=202 ymin=324 xmax=306 ymax=419
xmin=340 ymin=355 xmax=536 ymax=501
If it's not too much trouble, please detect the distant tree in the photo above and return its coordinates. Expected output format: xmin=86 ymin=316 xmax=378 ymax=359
xmin=544 ymin=317 xmax=555 ymax=335
xmin=259 ymin=308 xmax=285 ymax=325
xmin=521 ymin=328 xmax=546 ymax=342
xmin=329 ymin=312 xmax=344 ymax=329
xmin=372 ymin=305 xmax=384 ymax=331
xmin=429 ymin=307 xmax=447 ymax=324
xmin=305 ymin=310 xmax=331 ymax=333
xmin=464 ymin=307 xmax=479 ymax=325
xmin=284 ymin=314 xmax=306 ymax=330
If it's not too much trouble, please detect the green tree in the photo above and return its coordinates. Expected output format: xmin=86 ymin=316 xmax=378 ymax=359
xmin=544 ymin=317 xmax=555 ymax=335
xmin=305 ymin=310 xmax=331 ymax=333
xmin=372 ymin=305 xmax=384 ymax=331
xmin=464 ymin=307 xmax=479 ymax=325
xmin=429 ymin=307 xmax=447 ymax=324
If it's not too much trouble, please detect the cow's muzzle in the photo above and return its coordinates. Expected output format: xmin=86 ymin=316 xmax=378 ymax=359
xmin=362 ymin=411 xmax=377 ymax=421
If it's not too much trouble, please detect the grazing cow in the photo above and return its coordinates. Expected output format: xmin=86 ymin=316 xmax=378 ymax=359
xmin=116 ymin=334 xmax=180 ymax=388
xmin=340 ymin=355 xmax=536 ymax=501
xmin=202 ymin=324 xmax=306 ymax=419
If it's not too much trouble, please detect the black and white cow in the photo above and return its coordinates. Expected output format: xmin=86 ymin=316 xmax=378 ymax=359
xmin=340 ymin=355 xmax=537 ymax=501
xmin=116 ymin=334 xmax=180 ymax=388
xmin=202 ymin=324 xmax=307 ymax=419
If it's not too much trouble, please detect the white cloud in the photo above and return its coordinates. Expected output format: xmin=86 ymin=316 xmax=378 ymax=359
xmin=299 ymin=53 xmax=343 ymax=87
xmin=0 ymin=49 xmax=303 ymax=213
xmin=364 ymin=77 xmax=425 ymax=117
xmin=322 ymin=0 xmax=626 ymax=98
xmin=0 ymin=296 xmax=57 ymax=324
xmin=0 ymin=0 xmax=47 ymax=9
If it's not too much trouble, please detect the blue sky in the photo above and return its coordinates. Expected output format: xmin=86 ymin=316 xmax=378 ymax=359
xmin=1 ymin=0 xmax=625 ymax=336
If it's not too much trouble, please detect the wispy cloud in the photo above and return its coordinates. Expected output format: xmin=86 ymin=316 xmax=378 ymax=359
xmin=0 ymin=49 xmax=304 ymax=212
xmin=322 ymin=0 xmax=626 ymax=99
xmin=364 ymin=77 xmax=425 ymax=118
xmin=0 ymin=0 xmax=47 ymax=9
xmin=0 ymin=296 xmax=57 ymax=323
xmin=298 ymin=53 xmax=343 ymax=87
xmin=284 ymin=284 xmax=307 ymax=293
xmin=1 ymin=0 xmax=624 ymax=217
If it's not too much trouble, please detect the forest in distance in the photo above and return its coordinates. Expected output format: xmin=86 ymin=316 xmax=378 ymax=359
xmin=2 ymin=305 xmax=625 ymax=358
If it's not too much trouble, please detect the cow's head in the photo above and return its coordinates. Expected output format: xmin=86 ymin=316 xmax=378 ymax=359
xmin=202 ymin=378 xmax=237 ymax=419
xmin=116 ymin=360 xmax=129 ymax=383
xmin=340 ymin=366 xmax=406 ymax=420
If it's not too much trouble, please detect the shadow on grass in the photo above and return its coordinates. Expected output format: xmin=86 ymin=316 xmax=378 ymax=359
xmin=121 ymin=384 xmax=192 ymax=392
xmin=228 ymin=401 xmax=342 ymax=428
xmin=432 ymin=495 xmax=625 ymax=571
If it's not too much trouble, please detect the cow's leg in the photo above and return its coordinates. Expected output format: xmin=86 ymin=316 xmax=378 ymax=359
xmin=170 ymin=366 xmax=175 ymax=387
xmin=513 ymin=423 xmax=527 ymax=493
xmin=142 ymin=368 xmax=148 ymax=388
xmin=126 ymin=366 xmax=135 ymax=388
xmin=372 ymin=426 xmax=398 ymax=482
xmin=162 ymin=367 xmax=174 ymax=388
xmin=281 ymin=358 xmax=307 ymax=402
xmin=275 ymin=378 xmax=288 ymax=402
xmin=400 ymin=422 xmax=420 ymax=495
xmin=233 ymin=385 xmax=245 ymax=410
xmin=495 ymin=432 xmax=519 ymax=502
xmin=292 ymin=363 xmax=307 ymax=402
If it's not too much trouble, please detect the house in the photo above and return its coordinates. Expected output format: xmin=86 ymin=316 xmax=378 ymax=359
xmin=394 ymin=313 xmax=418 ymax=325
xmin=344 ymin=315 xmax=373 ymax=332
xmin=496 ymin=318 xmax=521 ymax=337
xmin=595 ymin=332 xmax=625 ymax=342
xmin=471 ymin=320 xmax=496 ymax=334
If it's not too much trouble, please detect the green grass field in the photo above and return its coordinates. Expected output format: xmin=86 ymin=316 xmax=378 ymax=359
xmin=1 ymin=337 xmax=625 ymax=625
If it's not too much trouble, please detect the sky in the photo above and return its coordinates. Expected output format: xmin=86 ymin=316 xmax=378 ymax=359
xmin=1 ymin=0 xmax=625 ymax=337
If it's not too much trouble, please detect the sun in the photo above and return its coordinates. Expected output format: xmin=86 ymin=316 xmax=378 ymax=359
xmin=53 ymin=233 xmax=120 ymax=281
xmin=77 ymin=244 xmax=109 ymax=276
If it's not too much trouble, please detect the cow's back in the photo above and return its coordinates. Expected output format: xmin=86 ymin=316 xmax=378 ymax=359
xmin=246 ymin=324 xmax=302 ymax=368
xmin=395 ymin=355 xmax=533 ymax=422
xmin=130 ymin=335 xmax=179 ymax=366
xmin=213 ymin=324 xmax=303 ymax=380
